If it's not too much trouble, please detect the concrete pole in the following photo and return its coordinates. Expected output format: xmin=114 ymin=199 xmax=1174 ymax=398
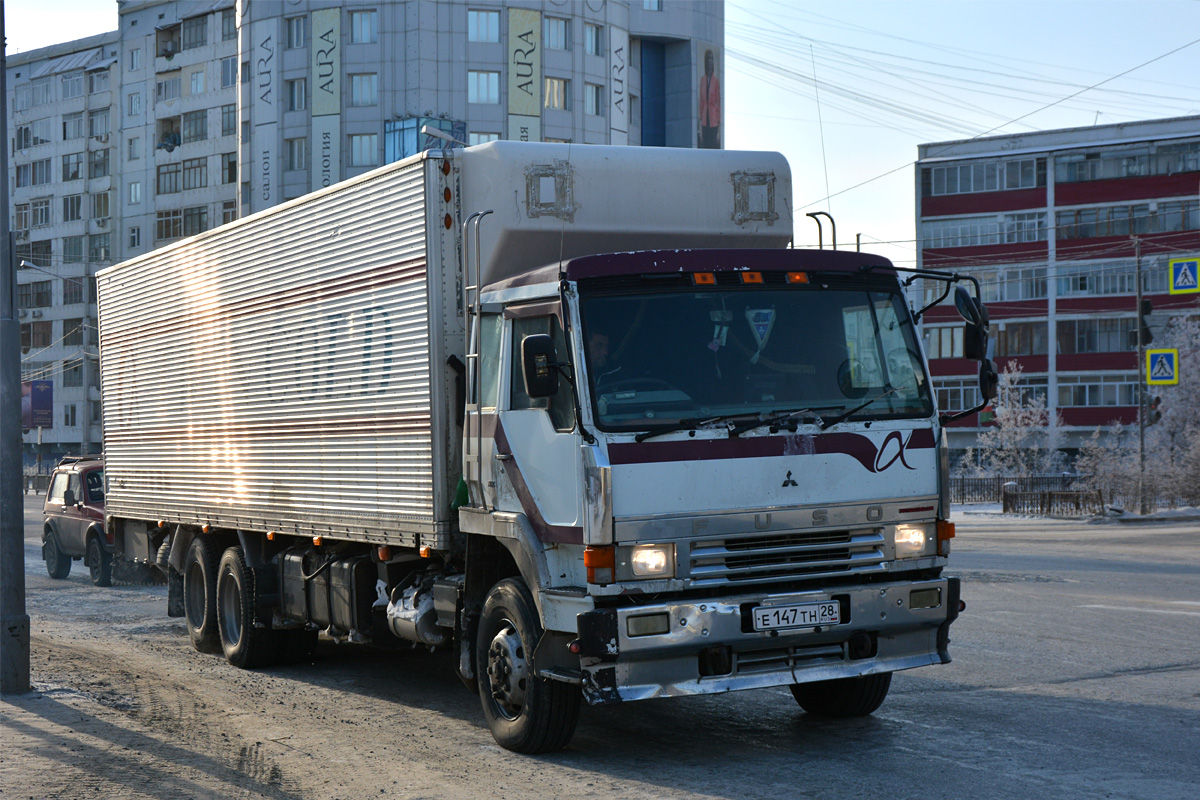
xmin=0 ymin=0 xmax=33 ymax=695
xmin=1134 ymin=237 xmax=1147 ymax=516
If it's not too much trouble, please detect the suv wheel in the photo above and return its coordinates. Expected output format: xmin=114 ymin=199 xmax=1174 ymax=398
xmin=44 ymin=532 xmax=72 ymax=580
xmin=87 ymin=536 xmax=112 ymax=587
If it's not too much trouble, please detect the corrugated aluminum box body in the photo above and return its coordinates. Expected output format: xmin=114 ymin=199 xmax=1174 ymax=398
xmin=97 ymin=142 xmax=793 ymax=548
xmin=98 ymin=154 xmax=462 ymax=547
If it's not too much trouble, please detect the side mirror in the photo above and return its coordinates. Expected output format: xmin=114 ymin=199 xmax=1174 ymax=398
xmin=63 ymin=488 xmax=77 ymax=507
xmin=964 ymin=322 xmax=988 ymax=361
xmin=521 ymin=334 xmax=560 ymax=399
xmin=953 ymin=286 xmax=980 ymax=326
xmin=979 ymin=359 xmax=999 ymax=402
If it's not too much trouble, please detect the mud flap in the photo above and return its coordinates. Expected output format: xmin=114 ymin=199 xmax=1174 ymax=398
xmin=577 ymin=608 xmax=621 ymax=704
xmin=936 ymin=576 xmax=961 ymax=663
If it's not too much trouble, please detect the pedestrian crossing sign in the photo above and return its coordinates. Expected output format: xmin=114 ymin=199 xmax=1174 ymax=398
xmin=1146 ymin=348 xmax=1179 ymax=385
xmin=1169 ymin=258 xmax=1200 ymax=294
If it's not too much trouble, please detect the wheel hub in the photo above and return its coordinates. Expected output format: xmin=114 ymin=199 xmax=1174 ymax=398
xmin=486 ymin=623 xmax=528 ymax=718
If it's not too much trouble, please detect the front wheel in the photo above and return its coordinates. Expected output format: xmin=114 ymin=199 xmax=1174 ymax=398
xmin=790 ymin=672 xmax=892 ymax=717
xmin=87 ymin=535 xmax=112 ymax=587
xmin=44 ymin=532 xmax=71 ymax=579
xmin=476 ymin=578 xmax=580 ymax=754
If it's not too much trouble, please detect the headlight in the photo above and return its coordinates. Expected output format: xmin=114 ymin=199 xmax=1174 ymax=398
xmin=617 ymin=544 xmax=676 ymax=580
xmin=894 ymin=523 xmax=932 ymax=558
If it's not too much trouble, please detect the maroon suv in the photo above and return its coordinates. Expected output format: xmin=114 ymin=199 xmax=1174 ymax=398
xmin=42 ymin=456 xmax=110 ymax=585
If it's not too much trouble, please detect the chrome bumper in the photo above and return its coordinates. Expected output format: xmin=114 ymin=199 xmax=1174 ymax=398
xmin=576 ymin=576 xmax=959 ymax=704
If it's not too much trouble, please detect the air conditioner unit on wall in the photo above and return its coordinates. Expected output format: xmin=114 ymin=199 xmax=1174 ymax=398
xmin=18 ymin=309 xmax=28 ymax=319
xmin=31 ymin=309 xmax=43 ymax=318
xmin=15 ymin=230 xmax=28 ymax=241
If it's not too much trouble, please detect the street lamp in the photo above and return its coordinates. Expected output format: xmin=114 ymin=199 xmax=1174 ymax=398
xmin=420 ymin=124 xmax=467 ymax=147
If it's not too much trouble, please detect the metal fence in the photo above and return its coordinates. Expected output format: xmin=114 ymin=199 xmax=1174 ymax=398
xmin=950 ymin=476 xmax=1080 ymax=504
xmin=1001 ymin=489 xmax=1104 ymax=517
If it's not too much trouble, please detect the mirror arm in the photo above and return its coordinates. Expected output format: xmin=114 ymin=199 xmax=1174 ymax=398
xmin=940 ymin=398 xmax=991 ymax=425
xmin=913 ymin=282 xmax=952 ymax=323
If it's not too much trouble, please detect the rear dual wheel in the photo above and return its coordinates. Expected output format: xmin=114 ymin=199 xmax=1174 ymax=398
xmin=216 ymin=546 xmax=279 ymax=669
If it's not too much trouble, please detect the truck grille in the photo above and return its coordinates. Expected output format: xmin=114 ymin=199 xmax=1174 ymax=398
xmin=688 ymin=528 xmax=887 ymax=587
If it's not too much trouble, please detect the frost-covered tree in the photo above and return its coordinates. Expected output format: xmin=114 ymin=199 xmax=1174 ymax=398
xmin=1144 ymin=317 xmax=1200 ymax=505
xmin=974 ymin=361 xmax=1066 ymax=476
xmin=1075 ymin=422 xmax=1137 ymax=509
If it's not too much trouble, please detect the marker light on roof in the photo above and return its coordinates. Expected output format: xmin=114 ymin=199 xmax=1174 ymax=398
xmin=692 ymin=272 xmax=716 ymax=285
xmin=786 ymin=272 xmax=810 ymax=284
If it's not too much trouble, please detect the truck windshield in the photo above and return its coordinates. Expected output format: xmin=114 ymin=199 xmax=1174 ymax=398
xmin=580 ymin=283 xmax=932 ymax=432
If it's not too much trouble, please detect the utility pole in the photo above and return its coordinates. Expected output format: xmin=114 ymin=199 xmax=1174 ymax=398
xmin=1134 ymin=236 xmax=1147 ymax=516
xmin=1 ymin=0 xmax=33 ymax=695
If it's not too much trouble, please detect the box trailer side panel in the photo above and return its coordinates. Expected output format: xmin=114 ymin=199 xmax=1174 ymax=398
xmin=97 ymin=156 xmax=461 ymax=546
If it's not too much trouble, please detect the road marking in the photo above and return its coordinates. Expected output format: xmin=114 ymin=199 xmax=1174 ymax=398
xmin=1166 ymin=601 xmax=1200 ymax=607
xmin=1079 ymin=604 xmax=1200 ymax=617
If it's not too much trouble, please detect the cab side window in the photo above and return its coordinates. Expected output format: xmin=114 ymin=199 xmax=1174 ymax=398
xmin=86 ymin=471 xmax=105 ymax=503
xmin=47 ymin=473 xmax=68 ymax=505
xmin=478 ymin=314 xmax=502 ymax=410
xmin=510 ymin=316 xmax=576 ymax=432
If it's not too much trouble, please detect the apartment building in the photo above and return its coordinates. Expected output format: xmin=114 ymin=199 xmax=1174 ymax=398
xmin=10 ymin=0 xmax=725 ymax=470
xmin=916 ymin=116 xmax=1200 ymax=459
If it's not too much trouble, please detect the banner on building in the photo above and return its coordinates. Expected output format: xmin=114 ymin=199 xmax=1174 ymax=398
xmin=22 ymin=380 xmax=52 ymax=429
xmin=508 ymin=8 xmax=541 ymax=140
xmin=695 ymin=41 xmax=723 ymax=149
xmin=609 ymin=27 xmax=629 ymax=145
xmin=249 ymin=17 xmax=281 ymax=210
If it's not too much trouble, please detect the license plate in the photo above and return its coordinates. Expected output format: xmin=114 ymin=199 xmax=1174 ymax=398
xmin=752 ymin=601 xmax=840 ymax=632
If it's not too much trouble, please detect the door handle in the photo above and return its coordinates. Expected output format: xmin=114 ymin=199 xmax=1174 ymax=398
xmin=494 ymin=453 xmax=513 ymax=462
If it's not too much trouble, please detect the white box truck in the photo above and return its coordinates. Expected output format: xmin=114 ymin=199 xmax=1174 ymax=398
xmin=96 ymin=142 xmax=995 ymax=753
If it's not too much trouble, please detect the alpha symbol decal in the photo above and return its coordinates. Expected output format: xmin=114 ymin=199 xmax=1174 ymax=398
xmin=872 ymin=431 xmax=917 ymax=472
xmin=781 ymin=470 xmax=798 ymax=487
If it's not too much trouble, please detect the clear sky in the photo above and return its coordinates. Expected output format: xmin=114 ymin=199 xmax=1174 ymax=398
xmin=6 ymin=0 xmax=1200 ymax=268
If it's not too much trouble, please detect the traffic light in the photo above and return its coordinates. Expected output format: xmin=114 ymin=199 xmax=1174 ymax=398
xmin=1130 ymin=298 xmax=1154 ymax=348
xmin=1142 ymin=394 xmax=1162 ymax=425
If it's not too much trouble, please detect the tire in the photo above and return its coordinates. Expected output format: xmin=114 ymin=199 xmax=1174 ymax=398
xmin=44 ymin=532 xmax=71 ymax=579
xmin=476 ymin=578 xmax=580 ymax=754
xmin=790 ymin=672 xmax=892 ymax=718
xmin=184 ymin=537 xmax=222 ymax=654
xmin=216 ymin=547 xmax=279 ymax=669
xmin=86 ymin=535 xmax=113 ymax=587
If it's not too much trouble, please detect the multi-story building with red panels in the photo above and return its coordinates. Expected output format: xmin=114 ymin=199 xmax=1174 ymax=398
xmin=916 ymin=116 xmax=1200 ymax=459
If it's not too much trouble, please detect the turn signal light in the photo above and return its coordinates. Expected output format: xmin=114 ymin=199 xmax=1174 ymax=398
xmin=937 ymin=520 xmax=955 ymax=556
xmin=156 ymin=520 xmax=166 ymax=529
xmin=739 ymin=271 xmax=763 ymax=284
xmin=786 ymin=272 xmax=809 ymax=284
xmin=266 ymin=531 xmax=276 ymax=541
xmin=378 ymin=546 xmax=392 ymax=561
xmin=692 ymin=272 xmax=716 ymax=285
xmin=419 ymin=546 xmax=432 ymax=558
xmin=312 ymin=536 xmax=324 ymax=547
xmin=584 ymin=545 xmax=615 ymax=585
xmin=201 ymin=524 xmax=211 ymax=534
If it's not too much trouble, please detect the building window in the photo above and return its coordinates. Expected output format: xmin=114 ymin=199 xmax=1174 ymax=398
xmin=585 ymin=24 xmax=603 ymax=56
xmin=285 ymin=138 xmax=306 ymax=171
xmin=15 ymin=165 xmax=30 ymax=188
xmin=63 ymin=278 xmax=83 ymax=305
xmin=31 ymin=158 xmax=52 ymax=185
xmin=129 ymin=48 xmax=142 ymax=70
xmin=585 ymin=83 xmax=604 ymax=116
xmin=1057 ymin=374 xmax=1137 ymax=407
xmin=1004 ymin=212 xmax=1046 ymax=243
xmin=129 ymin=181 xmax=142 ymax=204
xmin=992 ymin=321 xmax=1049 ymax=357
xmin=157 ymin=163 xmax=182 ymax=194
xmin=89 ymin=232 xmax=111 ymax=262
xmin=213 ymin=63 xmax=232 ymax=100
xmin=222 ymin=200 xmax=237 ymax=225
xmin=128 ymin=137 xmax=141 ymax=161
xmin=129 ymin=227 xmax=141 ymax=248
xmin=545 ymin=77 xmax=569 ymax=110
xmin=182 ymin=15 xmax=208 ymax=50
xmin=182 ymin=110 xmax=207 ymax=143
xmin=157 ymin=75 xmax=182 ymax=102
xmin=31 ymin=198 xmax=51 ymax=227
xmin=349 ymin=133 xmax=378 ymax=167
xmin=64 ymin=318 xmax=84 ymax=346
xmin=31 ymin=77 xmax=51 ymax=104
xmin=350 ymin=10 xmax=378 ymax=43
xmin=932 ymin=377 xmax=979 ymax=413
xmin=87 ymin=70 xmax=109 ymax=94
xmin=926 ymin=158 xmax=1041 ymax=197
xmin=1057 ymin=318 xmax=1137 ymax=354
xmin=62 ymin=71 xmax=83 ymax=98
xmin=62 ymin=361 xmax=83 ymax=388
xmin=644 ymin=0 xmax=662 ymax=10
xmin=63 ymin=112 xmax=84 ymax=140
xmin=156 ymin=209 xmax=183 ymax=241
xmin=221 ymin=104 xmax=237 ymax=136
xmin=469 ymin=132 xmax=499 ymax=146
xmin=1056 ymin=142 xmax=1200 ymax=184
xmin=468 ymin=70 xmax=499 ymax=104
xmin=88 ymin=149 xmax=109 ymax=179
xmin=13 ymin=84 xmax=31 ymax=111
xmin=128 ymin=92 xmax=142 ymax=116
xmin=183 ymin=206 xmax=208 ymax=236
xmin=15 ymin=205 xmax=29 ymax=231
xmin=92 ymin=192 xmax=110 ymax=220
xmin=222 ymin=8 xmax=236 ymax=41
xmin=221 ymin=153 xmax=237 ymax=183
xmin=88 ymin=110 xmax=110 ymax=138
xmin=190 ymin=69 xmax=205 ymax=94
xmin=182 ymin=157 xmax=207 ymax=190
xmin=63 ymin=236 xmax=84 ymax=264
xmin=545 ymin=17 xmax=570 ymax=50
xmin=286 ymin=78 xmax=307 ymax=111
xmin=63 ymin=404 xmax=77 ymax=428
xmin=286 ymin=16 xmax=307 ymax=48
xmin=468 ymin=10 xmax=499 ymax=42
xmin=19 ymin=281 xmax=53 ymax=309
xmin=62 ymin=194 xmax=82 ymax=222
xmin=62 ymin=153 xmax=84 ymax=181
xmin=25 ymin=321 xmax=52 ymax=349
xmin=350 ymin=73 xmax=378 ymax=107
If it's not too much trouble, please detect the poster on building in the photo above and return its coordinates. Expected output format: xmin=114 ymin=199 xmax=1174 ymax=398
xmin=22 ymin=380 xmax=52 ymax=429
xmin=609 ymin=27 xmax=629 ymax=145
xmin=508 ymin=8 xmax=541 ymax=141
xmin=249 ymin=17 xmax=281 ymax=210
xmin=310 ymin=8 xmax=342 ymax=191
xmin=695 ymin=41 xmax=723 ymax=149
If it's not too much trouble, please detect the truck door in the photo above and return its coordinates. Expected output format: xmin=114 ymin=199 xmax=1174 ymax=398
xmin=492 ymin=314 xmax=583 ymax=541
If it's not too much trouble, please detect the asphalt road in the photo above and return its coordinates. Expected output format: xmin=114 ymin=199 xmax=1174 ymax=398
xmin=3 ymin=496 xmax=1199 ymax=799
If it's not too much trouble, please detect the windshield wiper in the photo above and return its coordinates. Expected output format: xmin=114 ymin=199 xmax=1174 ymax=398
xmin=726 ymin=406 xmax=847 ymax=437
xmin=817 ymin=386 xmax=901 ymax=430
xmin=634 ymin=414 xmax=752 ymax=443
